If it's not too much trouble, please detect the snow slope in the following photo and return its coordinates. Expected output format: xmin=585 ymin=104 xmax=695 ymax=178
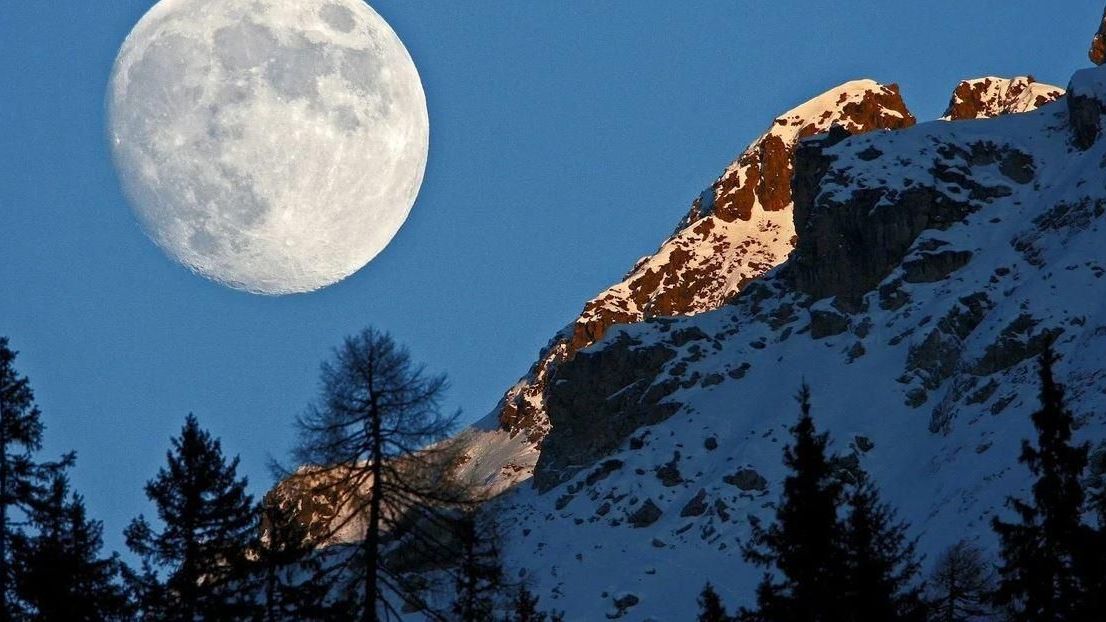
xmin=470 ymin=69 xmax=1106 ymax=619
xmin=466 ymin=81 xmax=917 ymax=493
xmin=453 ymin=75 xmax=1060 ymax=503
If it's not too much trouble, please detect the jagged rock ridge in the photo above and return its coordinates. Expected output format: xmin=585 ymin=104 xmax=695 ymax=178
xmin=493 ymin=81 xmax=917 ymax=452
xmin=942 ymin=76 xmax=1063 ymax=120
xmin=465 ymin=75 xmax=1058 ymax=496
xmin=488 ymin=58 xmax=1106 ymax=619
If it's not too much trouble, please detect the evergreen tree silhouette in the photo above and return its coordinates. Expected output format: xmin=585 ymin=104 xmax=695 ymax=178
xmin=840 ymin=472 xmax=925 ymax=621
xmin=0 ymin=338 xmax=73 ymax=621
xmin=504 ymin=585 xmax=546 ymax=622
xmin=13 ymin=473 xmax=130 ymax=620
xmin=125 ymin=414 xmax=256 ymax=621
xmin=697 ymin=582 xmax=730 ymax=621
xmin=926 ymin=540 xmax=995 ymax=622
xmin=252 ymin=502 xmax=337 ymax=621
xmin=450 ymin=513 xmax=503 ymax=622
xmin=288 ymin=328 xmax=466 ymax=622
xmin=741 ymin=384 xmax=847 ymax=622
xmin=992 ymin=344 xmax=1102 ymax=620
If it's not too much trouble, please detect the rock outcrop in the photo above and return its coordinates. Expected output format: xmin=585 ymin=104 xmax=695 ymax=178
xmin=276 ymin=8 xmax=1106 ymax=620
xmin=495 ymin=81 xmax=917 ymax=448
xmin=464 ymin=72 xmax=1063 ymax=499
xmin=789 ymin=138 xmax=1034 ymax=303
xmin=1068 ymin=66 xmax=1106 ymax=150
xmin=1092 ymin=5 xmax=1106 ymax=65
xmin=942 ymin=76 xmax=1063 ymax=120
xmin=492 ymin=53 xmax=1106 ymax=618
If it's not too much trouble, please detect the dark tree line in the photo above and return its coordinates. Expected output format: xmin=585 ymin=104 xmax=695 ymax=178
xmin=700 ymin=346 xmax=1106 ymax=622
xmin=1 ymin=332 xmax=564 ymax=621
xmin=733 ymin=384 xmax=925 ymax=622
xmin=12 ymin=326 xmax=1106 ymax=620
xmin=0 ymin=337 xmax=129 ymax=620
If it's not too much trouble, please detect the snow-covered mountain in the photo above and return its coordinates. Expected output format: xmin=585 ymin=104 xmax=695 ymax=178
xmin=443 ymin=38 xmax=1106 ymax=622
xmin=277 ymin=11 xmax=1106 ymax=621
xmin=469 ymin=81 xmax=918 ymax=485
xmin=452 ymin=77 xmax=1062 ymax=501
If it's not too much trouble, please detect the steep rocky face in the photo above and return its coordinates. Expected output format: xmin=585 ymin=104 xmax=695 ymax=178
xmin=1068 ymin=66 xmax=1106 ymax=149
xmin=942 ymin=76 xmax=1063 ymax=120
xmin=468 ymin=75 xmax=1062 ymax=496
xmin=495 ymin=59 xmax=1106 ymax=620
xmin=1092 ymin=6 xmax=1106 ymax=65
xmin=789 ymin=137 xmax=1035 ymax=304
xmin=496 ymin=81 xmax=916 ymax=447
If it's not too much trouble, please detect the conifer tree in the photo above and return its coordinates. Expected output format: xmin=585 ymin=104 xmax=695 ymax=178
xmin=253 ymin=502 xmax=336 ymax=622
xmin=125 ymin=414 xmax=257 ymax=621
xmin=505 ymin=585 xmax=546 ymax=622
xmin=13 ymin=473 xmax=131 ymax=621
xmin=289 ymin=328 xmax=465 ymax=622
xmin=991 ymin=345 xmax=1101 ymax=621
xmin=697 ymin=582 xmax=730 ymax=622
xmin=741 ymin=384 xmax=847 ymax=622
xmin=0 ymin=338 xmax=73 ymax=621
xmin=840 ymin=473 xmax=925 ymax=622
xmin=926 ymin=541 xmax=994 ymax=622
xmin=450 ymin=513 xmax=503 ymax=622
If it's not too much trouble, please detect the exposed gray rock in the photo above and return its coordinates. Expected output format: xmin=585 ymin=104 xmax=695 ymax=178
xmin=680 ymin=489 xmax=709 ymax=517
xmin=607 ymin=593 xmax=640 ymax=619
xmin=1069 ymin=89 xmax=1105 ymax=150
xmin=627 ymin=499 xmax=663 ymax=528
xmin=535 ymin=334 xmax=680 ymax=491
xmin=1093 ymin=4 xmax=1106 ymax=65
xmin=972 ymin=314 xmax=1063 ymax=376
xmin=723 ymin=468 xmax=767 ymax=492
xmin=585 ymin=459 xmax=624 ymax=486
xmin=810 ymin=309 xmax=849 ymax=339
xmin=879 ymin=279 xmax=910 ymax=311
xmin=701 ymin=373 xmax=725 ymax=387
xmin=902 ymin=250 xmax=973 ymax=283
xmin=655 ymin=452 xmax=683 ymax=487
xmin=790 ymin=138 xmax=1028 ymax=303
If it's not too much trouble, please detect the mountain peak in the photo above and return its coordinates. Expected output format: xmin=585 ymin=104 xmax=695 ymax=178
xmin=942 ymin=76 xmax=1064 ymax=120
xmin=1092 ymin=5 xmax=1106 ymax=65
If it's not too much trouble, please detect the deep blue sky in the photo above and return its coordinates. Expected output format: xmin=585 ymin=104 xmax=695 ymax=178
xmin=1 ymin=1 xmax=1101 ymax=556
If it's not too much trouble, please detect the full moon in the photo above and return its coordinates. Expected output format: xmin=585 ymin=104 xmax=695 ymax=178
xmin=107 ymin=0 xmax=429 ymax=294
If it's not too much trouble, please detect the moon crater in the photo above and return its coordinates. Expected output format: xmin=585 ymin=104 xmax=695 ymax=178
xmin=108 ymin=0 xmax=429 ymax=294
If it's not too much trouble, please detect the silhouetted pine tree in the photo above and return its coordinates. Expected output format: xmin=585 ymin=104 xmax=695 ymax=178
xmin=13 ymin=473 xmax=130 ymax=621
xmin=0 ymin=338 xmax=73 ymax=621
xmin=125 ymin=414 xmax=257 ymax=621
xmin=1088 ymin=480 xmax=1106 ymax=618
xmin=926 ymin=540 xmax=994 ymax=622
xmin=289 ymin=328 xmax=466 ymax=622
xmin=697 ymin=582 xmax=730 ymax=621
xmin=741 ymin=384 xmax=847 ymax=622
xmin=450 ymin=513 xmax=503 ymax=622
xmin=252 ymin=502 xmax=336 ymax=621
xmin=504 ymin=585 xmax=546 ymax=622
xmin=840 ymin=473 xmax=925 ymax=622
xmin=992 ymin=345 xmax=1102 ymax=621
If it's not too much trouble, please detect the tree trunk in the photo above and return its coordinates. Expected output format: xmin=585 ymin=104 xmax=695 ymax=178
xmin=0 ymin=396 xmax=9 ymax=622
xmin=364 ymin=397 xmax=383 ymax=622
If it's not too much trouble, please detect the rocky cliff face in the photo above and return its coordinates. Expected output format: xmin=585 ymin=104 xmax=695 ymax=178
xmin=942 ymin=76 xmax=1063 ymax=120
xmin=465 ymin=76 xmax=1059 ymax=495
xmin=277 ymin=10 xmax=1096 ymax=617
xmin=487 ymin=61 xmax=1106 ymax=616
xmin=1092 ymin=6 xmax=1106 ymax=65
xmin=493 ymin=81 xmax=917 ymax=450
